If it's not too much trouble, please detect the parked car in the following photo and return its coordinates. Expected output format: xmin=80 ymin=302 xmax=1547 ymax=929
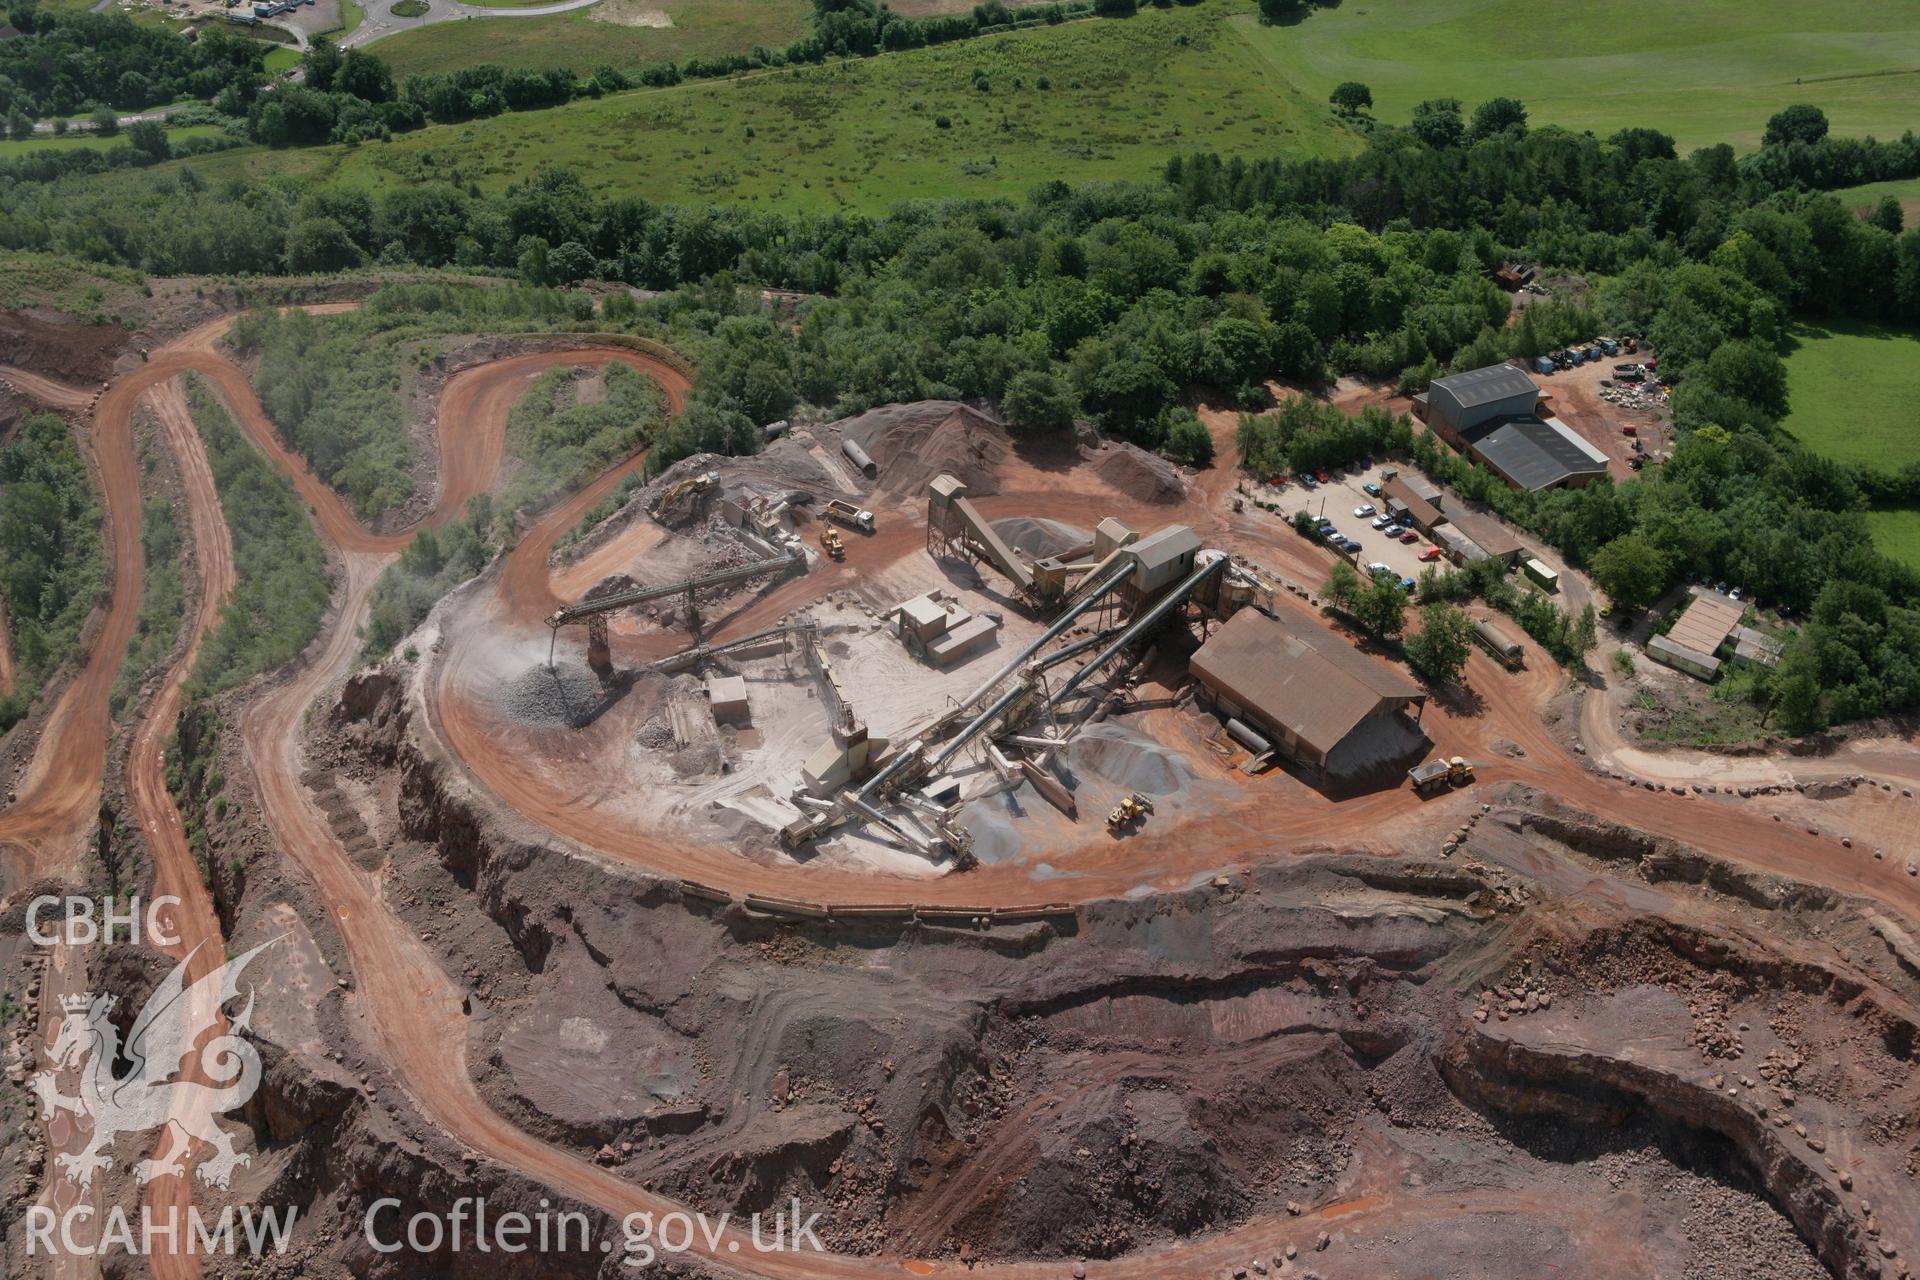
xmin=1367 ymin=562 xmax=1394 ymax=578
xmin=1341 ymin=539 xmax=1362 ymax=553
xmin=1299 ymin=474 xmax=1316 ymax=490
xmin=1398 ymin=529 xmax=1419 ymax=544
xmin=1360 ymin=456 xmax=1374 ymax=470
xmin=1354 ymin=504 xmax=1376 ymax=518
xmin=1362 ymin=482 xmax=1383 ymax=498
xmin=1419 ymin=546 xmax=1443 ymax=562
xmin=1400 ymin=577 xmax=1418 ymax=593
xmin=1315 ymin=469 xmax=1331 ymax=483
xmin=1370 ymin=515 xmax=1394 ymax=530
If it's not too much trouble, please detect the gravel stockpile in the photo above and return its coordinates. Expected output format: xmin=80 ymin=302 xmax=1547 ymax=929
xmin=992 ymin=516 xmax=1092 ymax=561
xmin=1066 ymin=722 xmax=1193 ymax=797
xmin=1096 ymin=443 xmax=1186 ymax=505
xmin=496 ymin=659 xmax=604 ymax=729
xmin=840 ymin=401 xmax=1012 ymax=500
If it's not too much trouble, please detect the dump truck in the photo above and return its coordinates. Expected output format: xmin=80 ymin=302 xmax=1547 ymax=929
xmin=819 ymin=527 xmax=845 ymax=560
xmin=823 ymin=498 xmax=875 ymax=533
xmin=1409 ymin=757 xmax=1475 ymax=795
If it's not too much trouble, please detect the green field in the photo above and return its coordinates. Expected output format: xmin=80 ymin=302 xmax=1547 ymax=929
xmin=0 ymin=124 xmax=227 ymax=160
xmin=1835 ymin=176 xmax=1920 ymax=220
xmin=1231 ymin=0 xmax=1920 ymax=151
xmin=374 ymin=0 xmax=811 ymax=79
xmin=1782 ymin=319 xmax=1920 ymax=469
xmin=1866 ymin=508 xmax=1920 ymax=570
xmin=140 ymin=3 xmax=1356 ymax=210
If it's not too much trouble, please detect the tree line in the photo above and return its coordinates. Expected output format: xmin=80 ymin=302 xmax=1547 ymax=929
xmin=5 ymin=95 xmax=1919 ymax=729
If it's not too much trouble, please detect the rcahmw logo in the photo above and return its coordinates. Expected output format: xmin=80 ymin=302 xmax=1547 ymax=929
xmin=23 ymin=936 xmax=297 ymax=1257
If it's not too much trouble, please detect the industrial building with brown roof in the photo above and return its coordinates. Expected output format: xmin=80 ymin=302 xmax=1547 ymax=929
xmin=1382 ymin=476 xmax=1445 ymax=534
xmin=1191 ymin=608 xmax=1428 ymax=781
xmin=1440 ymin=507 xmax=1526 ymax=564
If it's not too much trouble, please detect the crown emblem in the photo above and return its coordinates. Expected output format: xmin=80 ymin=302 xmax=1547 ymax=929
xmin=60 ymin=992 xmax=100 ymax=1014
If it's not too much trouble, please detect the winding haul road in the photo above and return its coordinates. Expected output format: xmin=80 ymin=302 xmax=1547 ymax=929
xmin=6 ymin=301 xmax=1920 ymax=1278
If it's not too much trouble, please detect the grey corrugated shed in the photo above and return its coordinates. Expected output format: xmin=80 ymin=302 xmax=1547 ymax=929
xmin=1432 ymin=364 xmax=1539 ymax=412
xmin=1129 ymin=525 xmax=1200 ymax=571
xmin=1126 ymin=525 xmax=1201 ymax=593
xmin=1190 ymin=609 xmax=1423 ymax=761
xmin=1649 ymin=633 xmax=1721 ymax=680
xmin=1733 ymin=626 xmax=1783 ymax=667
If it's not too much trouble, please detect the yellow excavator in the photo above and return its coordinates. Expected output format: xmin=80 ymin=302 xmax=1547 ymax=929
xmin=653 ymin=469 xmax=718 ymax=516
xmin=1107 ymin=792 xmax=1154 ymax=832
xmin=819 ymin=526 xmax=845 ymax=561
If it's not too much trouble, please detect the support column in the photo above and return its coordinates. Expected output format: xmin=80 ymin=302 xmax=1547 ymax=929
xmin=586 ymin=615 xmax=611 ymax=672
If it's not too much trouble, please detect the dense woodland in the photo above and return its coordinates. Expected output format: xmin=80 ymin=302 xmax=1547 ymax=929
xmin=182 ymin=376 xmax=330 ymax=698
xmin=0 ymin=6 xmax=265 ymax=120
xmin=0 ymin=414 xmax=105 ymax=730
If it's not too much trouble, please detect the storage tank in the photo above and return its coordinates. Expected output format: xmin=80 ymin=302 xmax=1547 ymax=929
xmin=1226 ymin=717 xmax=1272 ymax=756
xmin=1472 ymin=619 xmax=1524 ymax=670
xmin=841 ymin=438 xmax=877 ymax=478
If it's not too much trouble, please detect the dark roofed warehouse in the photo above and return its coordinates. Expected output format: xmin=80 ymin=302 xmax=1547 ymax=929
xmin=1457 ymin=415 xmax=1609 ymax=492
xmin=1191 ymin=609 xmax=1428 ymax=781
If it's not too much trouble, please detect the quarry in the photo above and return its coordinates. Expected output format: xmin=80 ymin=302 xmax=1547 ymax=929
xmin=4 ymin=314 xmax=1920 ymax=1280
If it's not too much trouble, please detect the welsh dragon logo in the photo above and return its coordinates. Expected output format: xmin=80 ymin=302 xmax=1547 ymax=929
xmin=30 ymin=938 xmax=278 ymax=1191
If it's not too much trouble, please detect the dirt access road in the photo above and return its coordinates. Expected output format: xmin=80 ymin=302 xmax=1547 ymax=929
xmin=13 ymin=304 xmax=1920 ymax=1278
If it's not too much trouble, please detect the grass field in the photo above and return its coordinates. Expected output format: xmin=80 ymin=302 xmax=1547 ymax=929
xmin=1782 ymin=319 xmax=1920 ymax=470
xmin=140 ymin=2 xmax=1357 ymax=210
xmin=1230 ymin=0 xmax=1920 ymax=151
xmin=373 ymin=0 xmax=811 ymax=79
xmin=1866 ymin=508 xmax=1920 ymax=570
xmin=0 ymin=124 xmax=227 ymax=160
xmin=1835 ymin=176 xmax=1920 ymax=222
